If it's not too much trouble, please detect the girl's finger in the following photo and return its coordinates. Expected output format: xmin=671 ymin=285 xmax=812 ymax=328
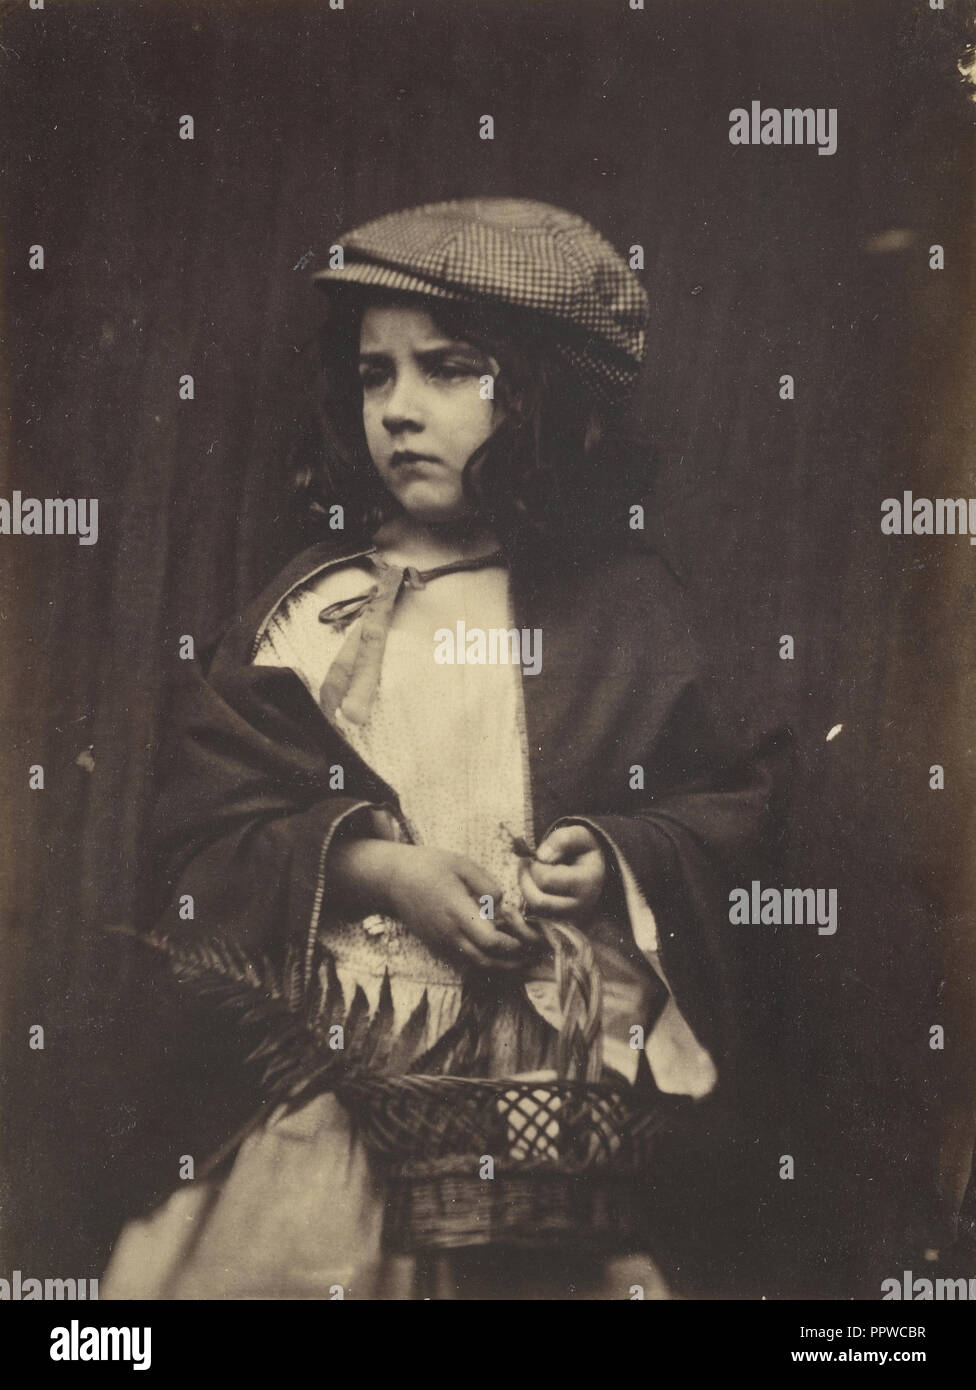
xmin=526 ymin=859 xmax=584 ymax=897
xmin=518 ymin=862 xmax=578 ymax=917
xmin=457 ymin=908 xmax=526 ymax=956
xmin=536 ymin=824 xmax=599 ymax=864
xmin=452 ymin=857 xmax=506 ymax=905
xmin=495 ymin=902 xmax=546 ymax=949
xmin=442 ymin=868 xmax=524 ymax=953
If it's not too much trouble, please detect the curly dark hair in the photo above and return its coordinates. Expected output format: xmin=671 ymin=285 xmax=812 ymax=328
xmin=288 ymin=287 xmax=653 ymax=562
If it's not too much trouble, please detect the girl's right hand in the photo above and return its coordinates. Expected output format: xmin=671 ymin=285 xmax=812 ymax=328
xmin=386 ymin=844 xmax=544 ymax=974
xmin=329 ymin=837 xmax=543 ymax=974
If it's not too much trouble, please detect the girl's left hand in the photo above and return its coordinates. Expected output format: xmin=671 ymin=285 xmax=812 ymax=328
xmin=517 ymin=824 xmax=607 ymax=925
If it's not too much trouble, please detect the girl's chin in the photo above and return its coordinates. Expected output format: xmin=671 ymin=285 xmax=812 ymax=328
xmin=395 ymin=497 xmax=473 ymax=528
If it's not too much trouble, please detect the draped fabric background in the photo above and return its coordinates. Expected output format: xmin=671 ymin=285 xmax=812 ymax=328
xmin=1 ymin=0 xmax=975 ymax=1294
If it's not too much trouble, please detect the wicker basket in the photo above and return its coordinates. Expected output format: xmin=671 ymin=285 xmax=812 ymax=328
xmin=332 ymin=921 xmax=677 ymax=1253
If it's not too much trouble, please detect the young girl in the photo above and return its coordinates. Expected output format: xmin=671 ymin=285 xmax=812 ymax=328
xmin=102 ymin=198 xmax=788 ymax=1300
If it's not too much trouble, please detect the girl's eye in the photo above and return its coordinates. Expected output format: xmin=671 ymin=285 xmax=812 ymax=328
xmin=358 ymin=366 xmax=390 ymax=390
xmin=426 ymin=359 xmax=481 ymax=382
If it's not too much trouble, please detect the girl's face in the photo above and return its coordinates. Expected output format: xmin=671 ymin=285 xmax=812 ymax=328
xmin=358 ymin=304 xmax=500 ymax=526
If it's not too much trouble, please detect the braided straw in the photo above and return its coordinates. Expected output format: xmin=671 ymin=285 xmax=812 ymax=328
xmin=536 ymin=920 xmax=604 ymax=1083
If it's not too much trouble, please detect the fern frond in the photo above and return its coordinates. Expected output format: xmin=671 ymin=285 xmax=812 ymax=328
xmin=341 ymin=983 xmax=371 ymax=1059
xmin=356 ymin=969 xmax=397 ymax=1069
xmin=107 ymin=926 xmax=346 ymax=1102
xmin=384 ymin=990 xmax=430 ymax=1074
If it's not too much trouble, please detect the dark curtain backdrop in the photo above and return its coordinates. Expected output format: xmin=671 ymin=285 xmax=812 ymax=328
xmin=2 ymin=0 xmax=975 ymax=1293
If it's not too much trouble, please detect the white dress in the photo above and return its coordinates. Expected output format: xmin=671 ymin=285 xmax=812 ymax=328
xmin=100 ymin=556 xmax=715 ymax=1300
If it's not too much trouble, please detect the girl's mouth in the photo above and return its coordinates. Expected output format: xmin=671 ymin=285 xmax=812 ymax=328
xmin=391 ymin=450 xmax=441 ymax=467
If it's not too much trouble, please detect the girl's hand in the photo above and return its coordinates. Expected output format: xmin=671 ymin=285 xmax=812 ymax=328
xmin=517 ymin=824 xmax=607 ymax=925
xmin=389 ymin=844 xmax=544 ymax=973
xmin=331 ymin=838 xmax=544 ymax=974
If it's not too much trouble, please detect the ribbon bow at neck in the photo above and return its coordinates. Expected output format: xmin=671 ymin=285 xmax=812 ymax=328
xmin=316 ymin=550 xmax=505 ymax=725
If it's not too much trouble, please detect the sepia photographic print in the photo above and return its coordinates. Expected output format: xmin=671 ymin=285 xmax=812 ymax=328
xmin=2 ymin=0 xmax=976 ymax=1351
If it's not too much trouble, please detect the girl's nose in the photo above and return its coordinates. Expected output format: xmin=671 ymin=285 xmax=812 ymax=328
xmin=381 ymin=372 xmax=425 ymax=433
xmin=382 ymin=408 xmax=422 ymax=435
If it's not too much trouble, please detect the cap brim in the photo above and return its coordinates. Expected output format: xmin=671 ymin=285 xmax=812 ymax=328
xmin=312 ymin=260 xmax=485 ymax=308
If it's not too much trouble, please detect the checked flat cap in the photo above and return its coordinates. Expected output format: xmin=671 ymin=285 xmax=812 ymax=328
xmin=312 ymin=198 xmax=648 ymax=404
